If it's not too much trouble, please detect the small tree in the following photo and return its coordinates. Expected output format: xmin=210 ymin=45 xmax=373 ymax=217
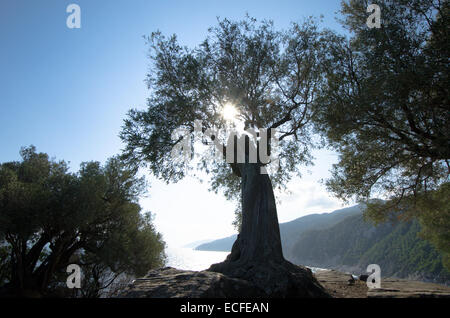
xmin=120 ymin=17 xmax=333 ymax=296
xmin=0 ymin=146 xmax=165 ymax=297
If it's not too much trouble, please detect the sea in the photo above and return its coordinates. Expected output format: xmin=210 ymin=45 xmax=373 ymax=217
xmin=166 ymin=246 xmax=229 ymax=271
xmin=165 ymin=246 xmax=329 ymax=273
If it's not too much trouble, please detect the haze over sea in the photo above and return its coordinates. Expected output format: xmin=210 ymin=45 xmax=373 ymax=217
xmin=166 ymin=246 xmax=230 ymax=271
xmin=166 ymin=246 xmax=328 ymax=273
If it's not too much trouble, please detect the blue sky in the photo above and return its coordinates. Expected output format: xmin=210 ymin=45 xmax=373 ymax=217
xmin=0 ymin=0 xmax=351 ymax=246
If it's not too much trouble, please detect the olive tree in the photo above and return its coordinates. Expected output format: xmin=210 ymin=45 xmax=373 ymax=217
xmin=120 ymin=17 xmax=334 ymax=296
xmin=0 ymin=146 xmax=165 ymax=297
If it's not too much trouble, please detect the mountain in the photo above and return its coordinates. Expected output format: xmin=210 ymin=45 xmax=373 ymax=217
xmin=290 ymin=213 xmax=450 ymax=284
xmin=195 ymin=204 xmax=364 ymax=253
xmin=195 ymin=234 xmax=238 ymax=251
xmin=280 ymin=205 xmax=364 ymax=256
xmin=196 ymin=204 xmax=449 ymax=284
xmin=183 ymin=239 xmax=214 ymax=249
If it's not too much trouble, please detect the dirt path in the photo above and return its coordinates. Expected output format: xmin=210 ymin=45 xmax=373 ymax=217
xmin=314 ymin=270 xmax=450 ymax=298
xmin=315 ymin=270 xmax=368 ymax=298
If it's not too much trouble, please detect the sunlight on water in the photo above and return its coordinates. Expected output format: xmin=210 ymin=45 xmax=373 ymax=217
xmin=166 ymin=246 xmax=330 ymax=273
xmin=166 ymin=247 xmax=230 ymax=271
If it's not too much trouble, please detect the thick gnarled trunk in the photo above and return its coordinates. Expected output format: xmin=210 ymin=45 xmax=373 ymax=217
xmin=226 ymin=163 xmax=283 ymax=264
xmin=209 ymin=163 xmax=329 ymax=297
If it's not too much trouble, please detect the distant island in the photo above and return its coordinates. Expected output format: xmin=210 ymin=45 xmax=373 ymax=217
xmin=195 ymin=205 xmax=450 ymax=285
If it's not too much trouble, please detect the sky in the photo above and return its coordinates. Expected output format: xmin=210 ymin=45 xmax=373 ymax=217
xmin=0 ymin=0 xmax=353 ymax=247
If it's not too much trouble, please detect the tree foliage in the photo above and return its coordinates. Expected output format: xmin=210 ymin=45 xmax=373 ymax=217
xmin=315 ymin=0 xmax=449 ymax=209
xmin=120 ymin=16 xmax=337 ymax=224
xmin=0 ymin=146 xmax=165 ymax=297
xmin=314 ymin=0 xmax=449 ymax=265
xmin=416 ymin=183 xmax=450 ymax=271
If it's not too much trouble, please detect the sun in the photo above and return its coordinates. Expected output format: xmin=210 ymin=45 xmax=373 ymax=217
xmin=221 ymin=103 xmax=238 ymax=121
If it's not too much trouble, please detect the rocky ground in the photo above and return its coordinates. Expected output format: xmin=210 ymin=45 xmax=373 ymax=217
xmin=314 ymin=270 xmax=450 ymax=298
xmin=118 ymin=266 xmax=328 ymax=298
xmin=314 ymin=270 xmax=368 ymax=298
xmin=118 ymin=267 xmax=450 ymax=298
xmin=118 ymin=267 xmax=266 ymax=298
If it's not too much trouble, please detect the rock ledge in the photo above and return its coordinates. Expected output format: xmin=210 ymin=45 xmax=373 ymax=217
xmin=118 ymin=267 xmax=266 ymax=298
xmin=118 ymin=266 xmax=328 ymax=298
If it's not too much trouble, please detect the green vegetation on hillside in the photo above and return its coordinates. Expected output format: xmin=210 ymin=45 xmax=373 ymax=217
xmin=290 ymin=214 xmax=450 ymax=284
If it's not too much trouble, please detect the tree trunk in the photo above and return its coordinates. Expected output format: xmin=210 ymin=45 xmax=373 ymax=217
xmin=227 ymin=163 xmax=283 ymax=264
xmin=208 ymin=162 xmax=329 ymax=297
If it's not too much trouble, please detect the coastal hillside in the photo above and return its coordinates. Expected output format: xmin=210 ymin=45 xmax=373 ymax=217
xmin=195 ymin=235 xmax=238 ymax=252
xmin=290 ymin=213 xmax=450 ymax=285
xmin=195 ymin=205 xmax=364 ymax=252
xmin=196 ymin=205 xmax=450 ymax=285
